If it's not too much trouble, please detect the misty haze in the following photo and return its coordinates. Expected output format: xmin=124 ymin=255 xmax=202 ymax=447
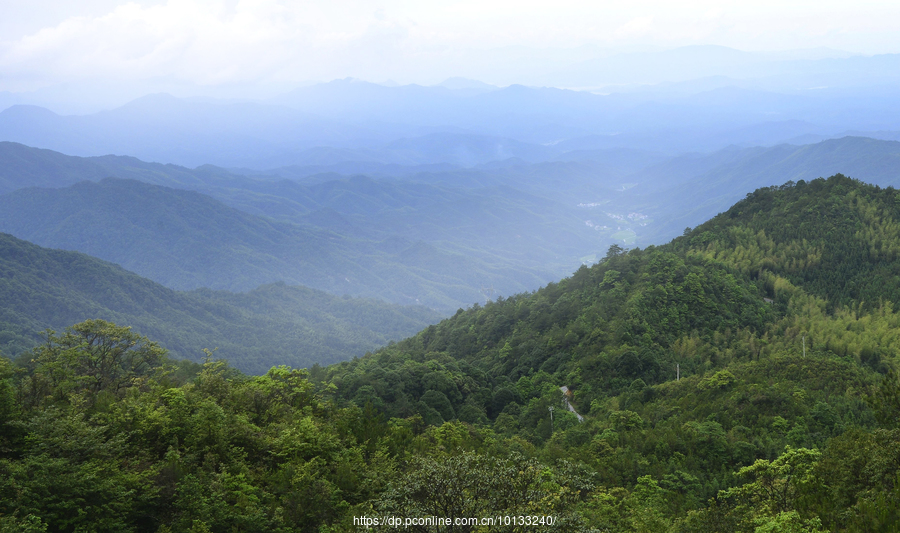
xmin=1 ymin=1 xmax=900 ymax=531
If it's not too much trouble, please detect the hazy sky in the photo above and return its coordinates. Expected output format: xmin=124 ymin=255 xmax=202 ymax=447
xmin=2 ymin=0 xmax=900 ymax=96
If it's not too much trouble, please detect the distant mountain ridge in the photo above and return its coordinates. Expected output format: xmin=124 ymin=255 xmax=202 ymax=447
xmin=0 ymin=96 xmax=374 ymax=168
xmin=0 ymin=141 xmax=234 ymax=194
xmin=633 ymin=136 xmax=900 ymax=243
xmin=4 ymin=137 xmax=900 ymax=308
xmin=0 ymin=177 xmax=559 ymax=310
xmin=0 ymin=232 xmax=442 ymax=374
xmin=5 ymin=70 xmax=900 ymax=168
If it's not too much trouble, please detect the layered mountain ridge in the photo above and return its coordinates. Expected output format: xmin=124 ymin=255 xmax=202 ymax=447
xmin=0 ymin=231 xmax=442 ymax=374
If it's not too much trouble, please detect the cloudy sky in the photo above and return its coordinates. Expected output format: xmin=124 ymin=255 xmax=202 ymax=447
xmin=2 ymin=0 xmax=900 ymax=103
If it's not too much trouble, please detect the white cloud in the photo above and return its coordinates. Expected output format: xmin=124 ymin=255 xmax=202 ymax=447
xmin=1 ymin=0 xmax=899 ymax=93
xmin=613 ymin=17 xmax=655 ymax=40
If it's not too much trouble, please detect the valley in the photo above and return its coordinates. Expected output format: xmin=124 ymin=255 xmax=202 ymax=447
xmin=3 ymin=134 xmax=900 ymax=314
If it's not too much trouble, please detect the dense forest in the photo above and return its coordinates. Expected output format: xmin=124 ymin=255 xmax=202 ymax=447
xmin=1 ymin=175 xmax=899 ymax=531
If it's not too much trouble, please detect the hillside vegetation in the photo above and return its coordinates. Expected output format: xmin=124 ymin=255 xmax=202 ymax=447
xmin=1 ymin=175 xmax=899 ymax=531
xmin=0 ymin=232 xmax=441 ymax=374
xmin=318 ymin=175 xmax=900 ymax=529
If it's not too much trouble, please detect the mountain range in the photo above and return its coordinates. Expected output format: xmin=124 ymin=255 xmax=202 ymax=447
xmin=4 ymin=64 xmax=900 ymax=169
xmin=3 ymin=136 xmax=900 ymax=312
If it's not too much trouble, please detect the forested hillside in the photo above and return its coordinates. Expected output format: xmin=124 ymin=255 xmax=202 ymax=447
xmin=1 ymin=175 xmax=898 ymax=531
xmin=327 ymin=174 xmax=900 ymax=423
xmin=0 ymin=232 xmax=441 ymax=374
xmin=317 ymin=175 xmax=900 ymax=530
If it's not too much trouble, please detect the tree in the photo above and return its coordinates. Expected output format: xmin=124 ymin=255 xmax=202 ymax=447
xmin=375 ymin=453 xmax=596 ymax=532
xmin=719 ymin=447 xmax=821 ymax=527
xmin=605 ymin=244 xmax=625 ymax=261
xmin=25 ymin=320 xmax=166 ymax=407
xmin=868 ymin=367 xmax=900 ymax=429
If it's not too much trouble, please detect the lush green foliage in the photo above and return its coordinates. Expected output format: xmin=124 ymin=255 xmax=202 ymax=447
xmin=0 ymin=321 xmax=602 ymax=532
xmin=681 ymin=174 xmax=900 ymax=308
xmin=316 ymin=175 xmax=900 ymax=530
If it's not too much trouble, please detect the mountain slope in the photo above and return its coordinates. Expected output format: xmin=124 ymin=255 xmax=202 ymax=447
xmin=679 ymin=173 xmax=900 ymax=308
xmin=0 ymin=140 xmax=237 ymax=194
xmin=0 ymin=178 xmax=557 ymax=310
xmin=0 ymin=144 xmax=606 ymax=309
xmin=328 ymin=174 xmax=899 ymax=418
xmin=316 ymin=174 xmax=900 ymax=529
xmin=0 ymin=232 xmax=441 ymax=374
